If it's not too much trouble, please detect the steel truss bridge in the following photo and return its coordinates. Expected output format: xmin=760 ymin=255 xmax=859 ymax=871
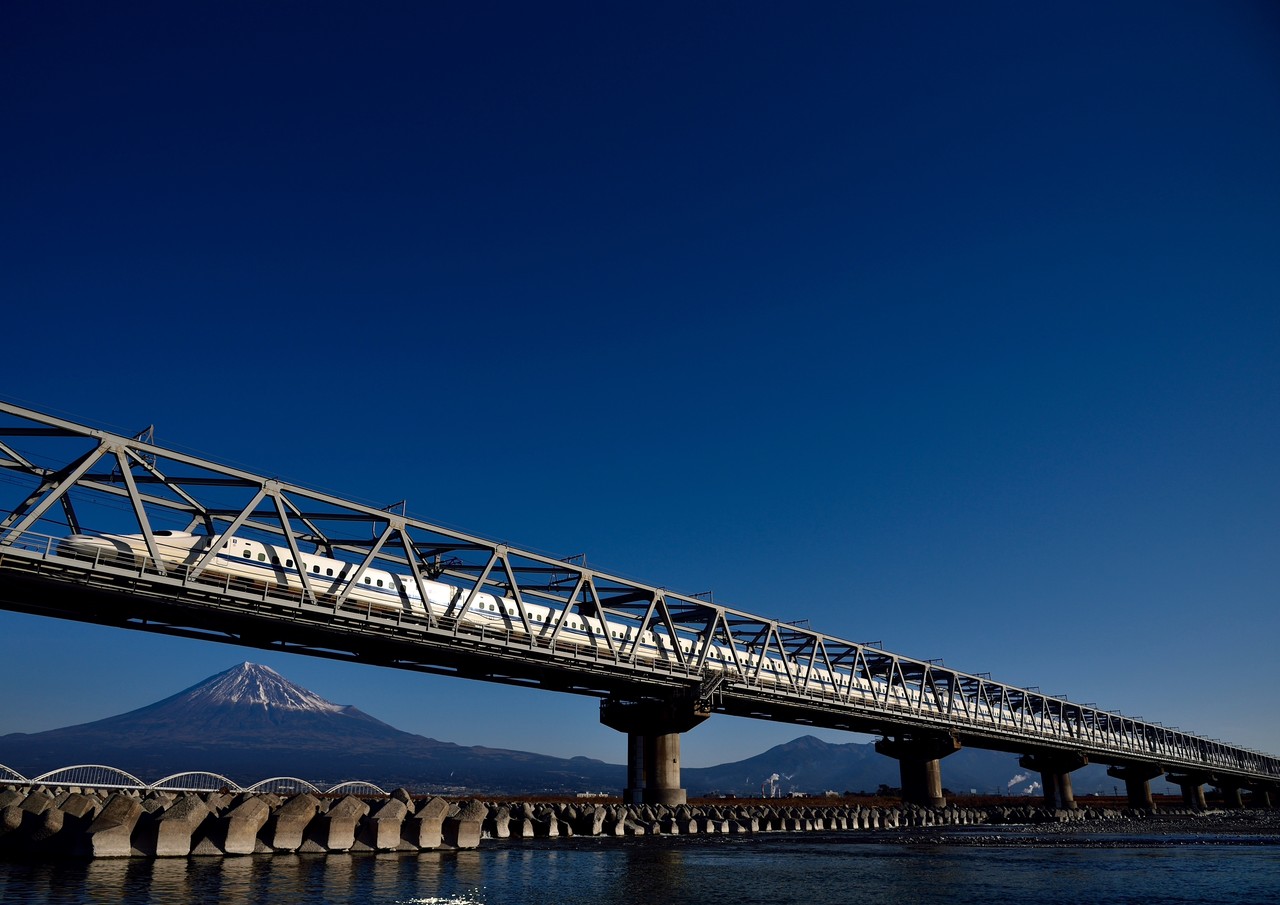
xmin=0 ymin=401 xmax=1276 ymax=806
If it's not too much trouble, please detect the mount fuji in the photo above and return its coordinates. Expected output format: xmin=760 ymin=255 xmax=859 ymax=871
xmin=0 ymin=662 xmax=623 ymax=792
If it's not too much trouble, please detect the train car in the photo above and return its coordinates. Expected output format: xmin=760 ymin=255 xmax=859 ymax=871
xmin=58 ymin=531 xmax=848 ymax=690
xmin=60 ymin=530 xmax=410 ymax=615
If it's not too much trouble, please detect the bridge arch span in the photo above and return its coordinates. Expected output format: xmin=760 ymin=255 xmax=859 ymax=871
xmin=245 ymin=776 xmax=320 ymax=795
xmin=326 ymin=780 xmax=388 ymax=796
xmin=0 ymin=764 xmax=30 ymax=784
xmin=152 ymin=771 xmax=243 ymax=793
xmin=31 ymin=764 xmax=147 ymax=790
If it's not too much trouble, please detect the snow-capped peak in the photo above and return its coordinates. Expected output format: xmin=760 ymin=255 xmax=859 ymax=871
xmin=180 ymin=662 xmax=345 ymax=714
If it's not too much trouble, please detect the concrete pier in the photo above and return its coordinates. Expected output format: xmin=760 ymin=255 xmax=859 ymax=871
xmin=600 ymin=693 xmax=710 ymax=806
xmin=623 ymin=734 xmax=646 ymax=805
xmin=874 ymin=732 xmax=961 ymax=807
xmin=1216 ymin=782 xmax=1244 ymax=810
xmin=1167 ymin=772 xmax=1210 ymax=810
xmin=1020 ymin=751 xmax=1088 ymax=811
xmin=1106 ymin=763 xmax=1164 ymax=810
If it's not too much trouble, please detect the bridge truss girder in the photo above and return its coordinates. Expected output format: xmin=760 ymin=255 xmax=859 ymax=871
xmin=0 ymin=401 xmax=1276 ymax=788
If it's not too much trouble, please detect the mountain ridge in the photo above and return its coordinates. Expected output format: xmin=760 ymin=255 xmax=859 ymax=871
xmin=0 ymin=662 xmax=1132 ymax=796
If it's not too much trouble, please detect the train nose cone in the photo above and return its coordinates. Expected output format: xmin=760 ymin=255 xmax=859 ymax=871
xmin=58 ymin=534 xmax=101 ymax=555
xmin=57 ymin=533 xmax=122 ymax=562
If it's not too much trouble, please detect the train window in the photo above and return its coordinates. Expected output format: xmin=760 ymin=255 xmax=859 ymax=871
xmin=377 ymin=579 xmax=383 ymax=587
xmin=312 ymin=565 xmax=320 ymax=573
xmin=286 ymin=559 xmax=293 ymax=568
xmin=258 ymin=553 xmax=267 ymax=562
xmin=243 ymin=550 xmax=251 ymax=559
xmin=326 ymin=568 xmax=334 ymax=577
xmin=271 ymin=556 xmax=279 ymax=565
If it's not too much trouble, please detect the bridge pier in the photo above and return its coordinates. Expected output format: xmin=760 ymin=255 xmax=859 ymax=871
xmin=1167 ymin=771 xmax=1209 ymax=810
xmin=1247 ymin=786 xmax=1275 ymax=809
xmin=1249 ymin=783 xmax=1280 ymax=808
xmin=1215 ymin=781 xmax=1244 ymax=810
xmin=601 ymin=694 xmax=709 ymax=806
xmin=1106 ymin=763 xmax=1164 ymax=810
xmin=874 ymin=732 xmax=961 ymax=807
xmin=1019 ymin=751 xmax=1088 ymax=810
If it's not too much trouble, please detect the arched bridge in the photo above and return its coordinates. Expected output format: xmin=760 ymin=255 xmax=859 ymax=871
xmin=0 ymin=400 xmax=1276 ymax=809
xmin=0 ymin=762 xmax=386 ymax=796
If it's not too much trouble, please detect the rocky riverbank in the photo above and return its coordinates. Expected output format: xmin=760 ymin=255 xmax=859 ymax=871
xmin=2 ymin=784 xmax=1276 ymax=858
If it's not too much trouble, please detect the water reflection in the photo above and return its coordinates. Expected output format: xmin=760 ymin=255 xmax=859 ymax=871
xmin=616 ymin=845 xmax=687 ymax=904
xmin=2 ymin=839 xmax=1277 ymax=905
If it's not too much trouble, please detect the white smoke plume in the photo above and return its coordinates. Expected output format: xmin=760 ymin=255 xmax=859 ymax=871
xmin=1007 ymin=773 xmax=1029 ymax=788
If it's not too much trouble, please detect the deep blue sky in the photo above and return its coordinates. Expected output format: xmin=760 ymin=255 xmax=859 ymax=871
xmin=2 ymin=2 xmax=1278 ymax=778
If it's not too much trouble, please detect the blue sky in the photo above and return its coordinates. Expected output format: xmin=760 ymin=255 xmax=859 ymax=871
xmin=2 ymin=2 xmax=1278 ymax=777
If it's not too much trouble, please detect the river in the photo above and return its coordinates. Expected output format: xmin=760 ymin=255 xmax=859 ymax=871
xmin=4 ymin=830 xmax=1279 ymax=905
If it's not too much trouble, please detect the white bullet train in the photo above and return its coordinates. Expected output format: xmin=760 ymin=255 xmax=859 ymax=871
xmin=58 ymin=531 xmax=936 ymax=709
xmin=53 ymin=534 xmax=1183 ymax=746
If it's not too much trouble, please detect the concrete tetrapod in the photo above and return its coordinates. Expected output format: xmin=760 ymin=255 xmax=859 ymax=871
xmin=363 ymin=798 xmax=409 ymax=851
xmin=222 ymin=796 xmax=272 ymax=855
xmin=268 ymin=793 xmax=322 ymax=851
xmin=404 ymin=795 xmax=449 ymax=850
xmin=155 ymin=793 xmax=210 ymax=857
xmin=443 ymin=800 xmax=486 ymax=849
xmin=315 ymin=796 xmax=371 ymax=852
xmin=87 ymin=794 xmax=145 ymax=858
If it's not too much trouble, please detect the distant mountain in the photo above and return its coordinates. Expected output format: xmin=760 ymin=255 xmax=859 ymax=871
xmin=684 ymin=734 xmax=1162 ymax=799
xmin=0 ymin=663 xmax=1157 ymax=798
xmin=0 ymin=663 xmax=623 ymax=793
xmin=685 ymin=733 xmax=897 ymax=797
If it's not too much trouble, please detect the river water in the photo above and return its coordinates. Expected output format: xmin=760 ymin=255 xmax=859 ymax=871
xmin=3 ymin=832 xmax=1279 ymax=905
